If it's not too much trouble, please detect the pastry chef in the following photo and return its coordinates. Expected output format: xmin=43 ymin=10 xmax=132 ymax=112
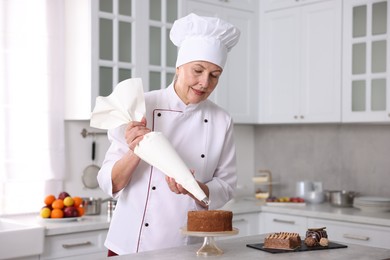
xmin=97 ymin=13 xmax=240 ymax=256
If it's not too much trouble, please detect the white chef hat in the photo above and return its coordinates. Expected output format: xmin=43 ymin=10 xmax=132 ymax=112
xmin=170 ymin=13 xmax=240 ymax=69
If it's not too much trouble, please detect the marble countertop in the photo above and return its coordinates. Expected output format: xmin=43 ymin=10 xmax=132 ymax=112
xmin=2 ymin=197 xmax=390 ymax=237
xmin=109 ymin=234 xmax=390 ymax=260
xmin=1 ymin=213 xmax=110 ymax=236
xmin=223 ymin=198 xmax=390 ymax=227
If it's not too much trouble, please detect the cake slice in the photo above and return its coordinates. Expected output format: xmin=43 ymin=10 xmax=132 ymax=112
xmin=263 ymin=232 xmax=301 ymax=250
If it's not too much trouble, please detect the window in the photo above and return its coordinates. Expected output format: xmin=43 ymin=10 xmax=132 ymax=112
xmin=0 ymin=0 xmax=65 ymax=215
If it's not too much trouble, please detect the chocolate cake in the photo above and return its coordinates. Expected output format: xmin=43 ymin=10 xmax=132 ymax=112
xmin=304 ymin=227 xmax=328 ymax=247
xmin=187 ymin=210 xmax=233 ymax=232
xmin=263 ymin=232 xmax=302 ymax=250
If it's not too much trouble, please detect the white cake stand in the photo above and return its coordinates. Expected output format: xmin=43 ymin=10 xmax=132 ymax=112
xmin=181 ymin=227 xmax=239 ymax=256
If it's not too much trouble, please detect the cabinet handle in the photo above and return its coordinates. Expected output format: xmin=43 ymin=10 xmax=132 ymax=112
xmin=300 ymin=115 xmax=304 ymax=119
xmin=233 ymin=218 xmax=246 ymax=223
xmin=343 ymin=234 xmax=370 ymax=241
xmin=62 ymin=241 xmax=92 ymax=249
xmin=273 ymin=218 xmax=295 ymax=225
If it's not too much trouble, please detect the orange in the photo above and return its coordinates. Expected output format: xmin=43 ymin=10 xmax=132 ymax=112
xmin=73 ymin=196 xmax=83 ymax=208
xmin=51 ymin=208 xmax=64 ymax=218
xmin=76 ymin=206 xmax=85 ymax=217
xmin=52 ymin=199 xmax=64 ymax=209
xmin=44 ymin=194 xmax=56 ymax=206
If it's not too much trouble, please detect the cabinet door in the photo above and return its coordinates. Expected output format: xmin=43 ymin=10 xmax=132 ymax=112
xmin=185 ymin=1 xmax=258 ymax=123
xmin=262 ymin=0 xmax=326 ymax=12
xmin=260 ymin=7 xmax=301 ymax=123
xmin=342 ymin=0 xmax=390 ymax=122
xmin=299 ymin=0 xmax=341 ymax=122
xmin=217 ymin=212 xmax=260 ymax=240
xmin=259 ymin=212 xmax=307 ymax=234
xmin=260 ymin=0 xmax=341 ymax=123
xmin=190 ymin=0 xmax=257 ymax=11
xmin=308 ymin=218 xmax=390 ymax=249
xmin=41 ymin=229 xmax=108 ymax=259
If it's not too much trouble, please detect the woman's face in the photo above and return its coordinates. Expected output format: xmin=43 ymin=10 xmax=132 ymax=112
xmin=174 ymin=61 xmax=222 ymax=105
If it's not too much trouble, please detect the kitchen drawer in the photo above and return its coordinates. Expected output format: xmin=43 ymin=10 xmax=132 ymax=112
xmin=260 ymin=212 xmax=307 ymax=234
xmin=40 ymin=229 xmax=108 ymax=259
xmin=217 ymin=212 xmax=260 ymax=241
xmin=307 ymin=218 xmax=390 ymax=249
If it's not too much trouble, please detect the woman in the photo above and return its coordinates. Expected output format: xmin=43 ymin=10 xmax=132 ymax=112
xmin=97 ymin=13 xmax=240 ymax=256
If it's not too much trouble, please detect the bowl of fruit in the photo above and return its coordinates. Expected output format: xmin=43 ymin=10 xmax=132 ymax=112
xmin=265 ymin=196 xmax=306 ymax=206
xmin=39 ymin=191 xmax=85 ymax=221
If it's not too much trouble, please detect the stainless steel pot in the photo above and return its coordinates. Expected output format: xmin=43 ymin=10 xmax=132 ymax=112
xmin=329 ymin=190 xmax=358 ymax=207
xmin=82 ymin=197 xmax=111 ymax=215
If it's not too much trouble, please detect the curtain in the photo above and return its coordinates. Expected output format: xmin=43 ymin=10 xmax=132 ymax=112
xmin=0 ymin=0 xmax=65 ymax=214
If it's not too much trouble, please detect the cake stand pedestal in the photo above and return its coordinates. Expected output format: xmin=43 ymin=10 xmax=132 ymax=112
xmin=181 ymin=228 xmax=239 ymax=256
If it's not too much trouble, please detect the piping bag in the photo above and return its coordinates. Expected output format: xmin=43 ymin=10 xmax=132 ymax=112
xmin=90 ymin=78 xmax=210 ymax=205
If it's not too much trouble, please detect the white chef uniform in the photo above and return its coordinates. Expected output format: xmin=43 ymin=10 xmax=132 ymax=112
xmin=97 ymin=83 xmax=237 ymax=255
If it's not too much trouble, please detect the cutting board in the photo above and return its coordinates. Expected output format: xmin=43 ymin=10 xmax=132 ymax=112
xmin=247 ymin=241 xmax=347 ymax=254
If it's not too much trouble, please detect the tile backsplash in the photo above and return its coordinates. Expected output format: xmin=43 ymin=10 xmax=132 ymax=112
xmin=254 ymin=124 xmax=390 ymax=198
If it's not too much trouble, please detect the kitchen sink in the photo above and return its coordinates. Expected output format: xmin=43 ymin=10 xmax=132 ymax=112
xmin=0 ymin=218 xmax=45 ymax=259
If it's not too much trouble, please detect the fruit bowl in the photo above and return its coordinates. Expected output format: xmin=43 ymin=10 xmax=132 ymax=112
xmin=40 ymin=192 xmax=85 ymax=220
xmin=37 ymin=216 xmax=83 ymax=223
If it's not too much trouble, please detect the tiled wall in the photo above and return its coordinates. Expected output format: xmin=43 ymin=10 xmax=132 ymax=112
xmin=254 ymin=124 xmax=390 ymax=198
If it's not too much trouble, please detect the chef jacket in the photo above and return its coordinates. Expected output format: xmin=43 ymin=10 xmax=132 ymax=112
xmin=97 ymin=83 xmax=237 ymax=255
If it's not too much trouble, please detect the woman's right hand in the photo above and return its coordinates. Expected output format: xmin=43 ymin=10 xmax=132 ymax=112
xmin=125 ymin=117 xmax=151 ymax=152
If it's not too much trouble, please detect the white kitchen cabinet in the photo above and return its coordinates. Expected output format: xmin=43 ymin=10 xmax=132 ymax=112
xmin=259 ymin=212 xmax=307 ymax=234
xmin=217 ymin=212 xmax=260 ymax=240
xmin=40 ymin=229 xmax=108 ymax=259
xmin=307 ymin=217 xmax=390 ymax=249
xmin=184 ymin=0 xmax=258 ymax=123
xmin=263 ymin=0 xmax=328 ymax=11
xmin=259 ymin=0 xmax=342 ymax=123
xmin=188 ymin=0 xmax=256 ymax=11
xmin=342 ymin=0 xmax=390 ymax=122
xmin=64 ymin=0 xmax=180 ymax=120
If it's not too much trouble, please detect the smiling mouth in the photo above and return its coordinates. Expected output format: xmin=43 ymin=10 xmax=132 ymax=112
xmin=191 ymin=87 xmax=205 ymax=96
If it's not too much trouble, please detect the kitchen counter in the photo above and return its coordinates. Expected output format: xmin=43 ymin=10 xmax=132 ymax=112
xmin=223 ymin=198 xmax=390 ymax=227
xmin=3 ymin=197 xmax=390 ymax=236
xmin=1 ymin=213 xmax=110 ymax=236
xmin=109 ymin=234 xmax=390 ymax=260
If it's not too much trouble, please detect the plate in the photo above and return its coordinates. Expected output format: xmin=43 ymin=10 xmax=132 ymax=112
xmin=266 ymin=202 xmax=306 ymax=207
xmin=181 ymin=227 xmax=239 ymax=237
xmin=37 ymin=216 xmax=83 ymax=222
xmin=247 ymin=241 xmax=348 ymax=254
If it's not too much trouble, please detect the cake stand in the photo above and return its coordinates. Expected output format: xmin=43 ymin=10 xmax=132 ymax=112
xmin=181 ymin=227 xmax=239 ymax=256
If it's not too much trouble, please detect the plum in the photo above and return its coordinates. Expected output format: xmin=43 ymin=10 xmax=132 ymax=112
xmin=58 ymin=191 xmax=71 ymax=200
xmin=63 ymin=206 xmax=78 ymax=218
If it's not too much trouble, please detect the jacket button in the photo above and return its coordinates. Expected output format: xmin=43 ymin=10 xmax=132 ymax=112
xmin=201 ymin=154 xmax=205 ymax=158
xmin=204 ymin=119 xmax=208 ymax=123
xmin=145 ymin=223 xmax=149 ymax=227
xmin=157 ymin=112 xmax=162 ymax=117
xmin=152 ymin=186 xmax=156 ymax=190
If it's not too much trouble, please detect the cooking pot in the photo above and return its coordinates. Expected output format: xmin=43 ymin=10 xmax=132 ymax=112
xmin=329 ymin=190 xmax=358 ymax=207
xmin=82 ymin=197 xmax=111 ymax=215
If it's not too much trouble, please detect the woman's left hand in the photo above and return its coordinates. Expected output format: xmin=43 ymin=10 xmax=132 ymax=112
xmin=165 ymin=176 xmax=189 ymax=195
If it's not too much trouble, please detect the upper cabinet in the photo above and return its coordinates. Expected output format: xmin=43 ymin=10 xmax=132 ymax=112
xmin=259 ymin=0 xmax=342 ymax=123
xmin=263 ymin=0 xmax=328 ymax=11
xmin=342 ymin=0 xmax=390 ymax=123
xmin=183 ymin=0 xmax=259 ymax=123
xmin=189 ymin=0 xmax=257 ymax=11
xmin=65 ymin=0 xmax=179 ymax=120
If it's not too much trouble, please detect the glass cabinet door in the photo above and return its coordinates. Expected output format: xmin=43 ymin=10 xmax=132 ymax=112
xmin=94 ymin=0 xmax=134 ymax=100
xmin=344 ymin=0 xmax=389 ymax=122
xmin=148 ymin=0 xmax=178 ymax=90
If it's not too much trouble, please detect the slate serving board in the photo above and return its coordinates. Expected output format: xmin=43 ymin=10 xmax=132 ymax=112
xmin=246 ymin=241 xmax=348 ymax=254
